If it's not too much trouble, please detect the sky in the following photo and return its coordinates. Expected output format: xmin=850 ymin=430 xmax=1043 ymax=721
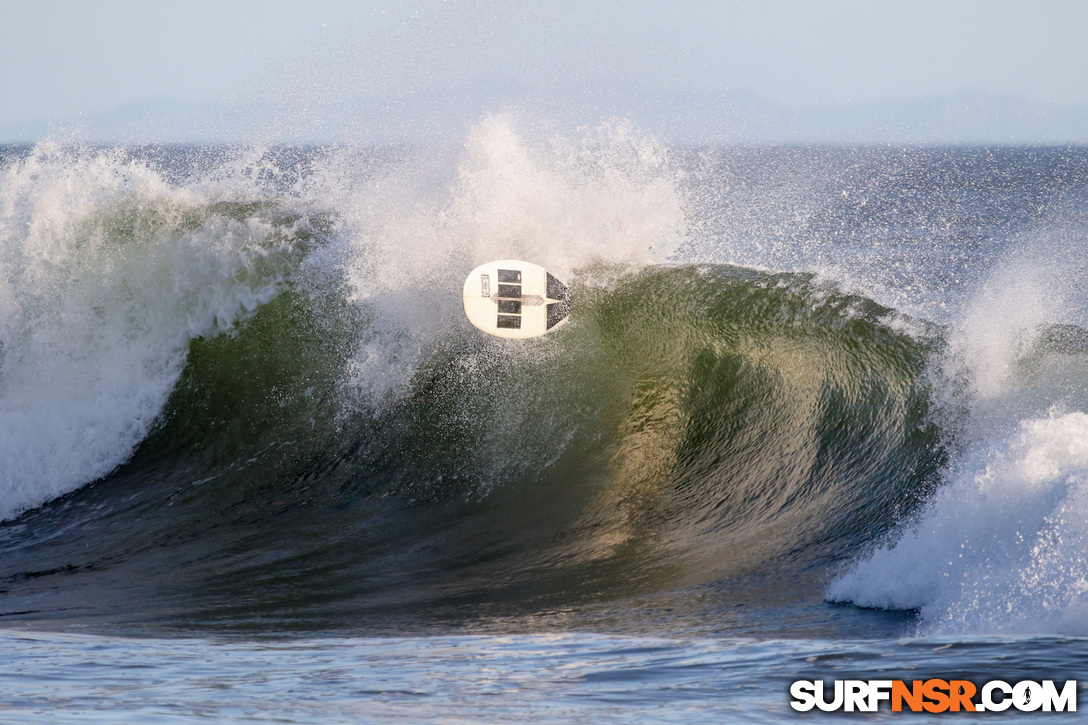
xmin=2 ymin=0 xmax=1088 ymax=143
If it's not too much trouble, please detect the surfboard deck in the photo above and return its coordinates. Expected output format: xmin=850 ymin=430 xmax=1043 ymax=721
xmin=462 ymin=260 xmax=571 ymax=339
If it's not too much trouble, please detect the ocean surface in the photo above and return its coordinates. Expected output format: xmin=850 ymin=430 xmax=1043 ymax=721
xmin=1 ymin=120 xmax=1087 ymax=721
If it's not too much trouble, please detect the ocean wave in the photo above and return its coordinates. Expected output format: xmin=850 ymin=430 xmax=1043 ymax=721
xmin=0 ymin=256 xmax=944 ymax=630
xmin=3 ymin=124 xmax=1086 ymax=638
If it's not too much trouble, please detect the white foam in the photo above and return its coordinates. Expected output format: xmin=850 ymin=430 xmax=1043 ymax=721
xmin=828 ymin=410 xmax=1088 ymax=635
xmin=0 ymin=142 xmax=303 ymax=520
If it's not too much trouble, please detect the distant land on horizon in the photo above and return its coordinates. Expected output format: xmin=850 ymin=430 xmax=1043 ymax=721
xmin=4 ymin=88 xmax=1087 ymax=146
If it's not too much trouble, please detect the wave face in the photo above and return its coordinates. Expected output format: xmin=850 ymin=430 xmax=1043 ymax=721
xmin=1 ymin=125 xmax=1087 ymax=637
xmin=0 ymin=258 xmax=943 ymax=632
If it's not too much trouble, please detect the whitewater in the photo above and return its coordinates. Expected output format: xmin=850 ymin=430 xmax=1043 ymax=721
xmin=1 ymin=118 xmax=1087 ymax=721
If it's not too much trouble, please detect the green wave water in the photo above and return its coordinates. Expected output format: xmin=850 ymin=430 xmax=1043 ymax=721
xmin=0 ymin=257 xmax=945 ymax=634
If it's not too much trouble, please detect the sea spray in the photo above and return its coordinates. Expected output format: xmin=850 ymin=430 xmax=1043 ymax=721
xmin=326 ymin=114 xmax=686 ymax=402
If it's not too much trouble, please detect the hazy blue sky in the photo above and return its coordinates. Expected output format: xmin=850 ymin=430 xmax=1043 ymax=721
xmin=3 ymin=0 xmax=1087 ymax=142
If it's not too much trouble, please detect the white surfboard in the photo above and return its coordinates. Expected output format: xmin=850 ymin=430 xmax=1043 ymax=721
xmin=462 ymin=260 xmax=572 ymax=339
